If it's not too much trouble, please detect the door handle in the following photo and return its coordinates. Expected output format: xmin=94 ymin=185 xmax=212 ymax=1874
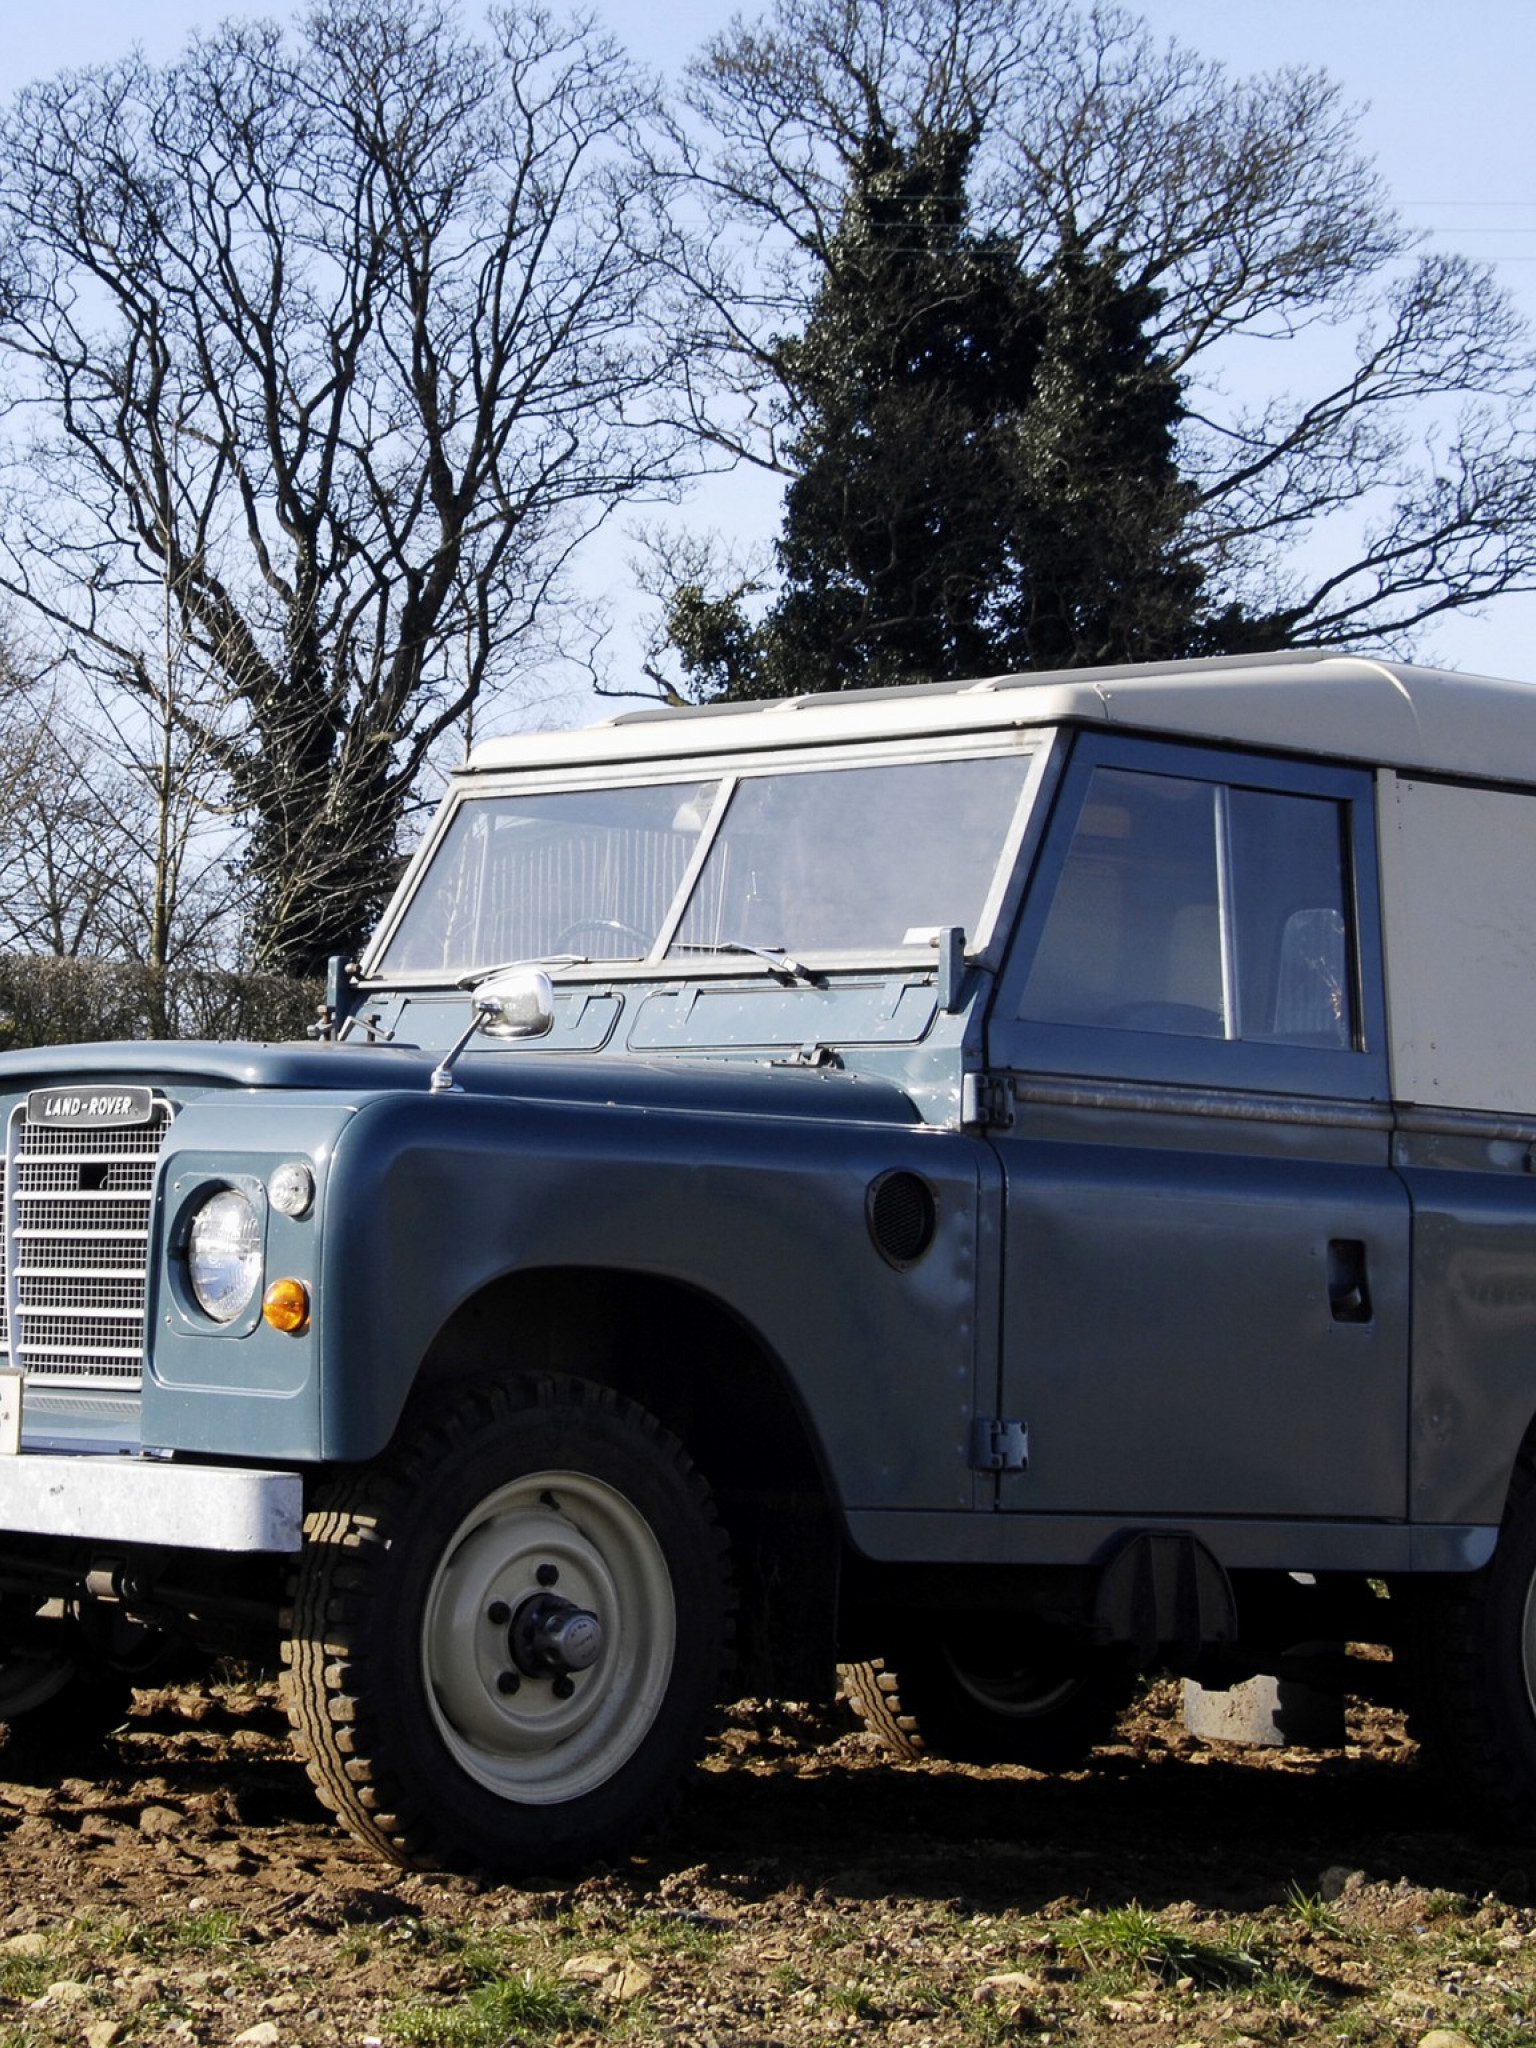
xmin=1327 ymin=1238 xmax=1372 ymax=1324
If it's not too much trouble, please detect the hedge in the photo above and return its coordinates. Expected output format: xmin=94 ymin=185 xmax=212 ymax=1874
xmin=0 ymin=955 xmax=323 ymax=1051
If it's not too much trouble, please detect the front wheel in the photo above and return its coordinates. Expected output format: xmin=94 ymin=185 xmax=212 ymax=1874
xmin=282 ymin=1375 xmax=730 ymax=1876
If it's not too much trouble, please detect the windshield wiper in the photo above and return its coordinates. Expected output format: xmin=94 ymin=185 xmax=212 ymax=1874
xmin=674 ymin=940 xmax=821 ymax=986
xmin=455 ymin=956 xmax=586 ymax=988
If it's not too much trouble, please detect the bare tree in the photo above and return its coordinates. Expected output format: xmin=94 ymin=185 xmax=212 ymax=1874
xmin=0 ymin=1 xmax=686 ymax=973
xmin=0 ymin=632 xmax=240 ymax=996
xmin=652 ymin=0 xmax=1536 ymax=683
xmin=0 ymin=662 xmax=139 ymax=963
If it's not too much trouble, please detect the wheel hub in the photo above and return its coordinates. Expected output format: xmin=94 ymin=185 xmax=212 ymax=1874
xmin=421 ymin=1471 xmax=677 ymax=1805
xmin=509 ymin=1592 xmax=604 ymax=1678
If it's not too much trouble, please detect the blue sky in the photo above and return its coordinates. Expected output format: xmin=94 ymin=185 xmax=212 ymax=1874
xmin=2 ymin=0 xmax=1533 ymax=686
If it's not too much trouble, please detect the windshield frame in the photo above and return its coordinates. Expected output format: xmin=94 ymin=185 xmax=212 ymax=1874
xmin=359 ymin=730 xmax=1054 ymax=988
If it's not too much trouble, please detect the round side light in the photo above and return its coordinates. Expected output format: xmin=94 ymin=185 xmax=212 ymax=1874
xmin=268 ymin=1161 xmax=315 ymax=1218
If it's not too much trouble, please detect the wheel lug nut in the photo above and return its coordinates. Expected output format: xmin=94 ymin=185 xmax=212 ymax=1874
xmin=552 ymin=1675 xmax=575 ymax=1700
xmin=487 ymin=1600 xmax=511 ymax=1626
xmin=496 ymin=1670 xmax=521 ymax=1695
xmin=536 ymin=1564 xmax=559 ymax=1587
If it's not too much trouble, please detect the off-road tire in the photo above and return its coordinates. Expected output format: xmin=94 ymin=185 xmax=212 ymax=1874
xmin=840 ymin=1640 xmax=1135 ymax=1770
xmin=1409 ymin=1446 xmax=1536 ymax=1836
xmin=282 ymin=1374 xmax=730 ymax=1877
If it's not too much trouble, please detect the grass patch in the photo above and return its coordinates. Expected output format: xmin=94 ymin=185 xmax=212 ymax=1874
xmin=1423 ymin=1888 xmax=1475 ymax=1920
xmin=629 ymin=1908 xmax=726 ymax=1959
xmin=826 ymin=1980 xmax=885 ymax=2021
xmin=391 ymin=1967 xmax=575 ymax=2046
xmin=0 ymin=1949 xmax=53 ymax=2001
xmin=1249 ymin=1962 xmax=1321 ymax=2007
xmin=90 ymin=1906 xmax=246 ymax=1962
xmin=1285 ymin=1885 xmax=1346 ymax=1938
xmin=1330 ymin=2013 xmax=1387 ymax=2045
xmin=387 ymin=1918 xmax=534 ymax=1979
xmin=1073 ymin=1903 xmax=1261 ymax=1989
xmin=1468 ymin=2019 xmax=1536 ymax=2048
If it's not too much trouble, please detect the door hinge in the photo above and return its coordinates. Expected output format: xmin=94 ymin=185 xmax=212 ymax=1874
xmin=970 ymin=1416 xmax=1029 ymax=1473
xmin=960 ymin=1073 xmax=1014 ymax=1130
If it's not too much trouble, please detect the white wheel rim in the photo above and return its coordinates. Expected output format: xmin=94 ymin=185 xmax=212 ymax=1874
xmin=0 ymin=1651 xmax=75 ymax=1719
xmin=422 ymin=1469 xmax=676 ymax=1806
xmin=944 ymin=1648 xmax=1081 ymax=1720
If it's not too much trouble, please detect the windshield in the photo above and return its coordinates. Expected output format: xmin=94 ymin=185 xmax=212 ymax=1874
xmin=378 ymin=781 xmax=721 ymax=975
xmin=375 ymin=751 xmax=1033 ymax=979
xmin=670 ymin=756 xmax=1028 ymax=957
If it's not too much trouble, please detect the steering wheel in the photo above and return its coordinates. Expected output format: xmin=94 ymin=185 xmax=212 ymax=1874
xmin=553 ymin=919 xmax=651 ymax=956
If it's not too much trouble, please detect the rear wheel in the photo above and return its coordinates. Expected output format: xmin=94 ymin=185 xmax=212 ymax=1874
xmin=841 ymin=1634 xmax=1134 ymax=1769
xmin=282 ymin=1375 xmax=730 ymax=1876
xmin=1410 ymin=1448 xmax=1536 ymax=1834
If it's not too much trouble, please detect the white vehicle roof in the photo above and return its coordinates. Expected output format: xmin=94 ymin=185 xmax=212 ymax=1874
xmin=467 ymin=650 xmax=1536 ymax=787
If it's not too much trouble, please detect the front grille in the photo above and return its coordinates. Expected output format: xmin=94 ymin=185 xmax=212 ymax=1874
xmin=2 ymin=1101 xmax=173 ymax=1388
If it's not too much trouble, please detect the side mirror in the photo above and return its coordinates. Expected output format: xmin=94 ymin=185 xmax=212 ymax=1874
xmin=430 ymin=968 xmax=556 ymax=1091
xmin=474 ymin=967 xmax=556 ymax=1042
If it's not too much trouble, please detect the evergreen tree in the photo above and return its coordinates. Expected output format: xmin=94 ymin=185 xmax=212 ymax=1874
xmin=665 ymin=133 xmax=1212 ymax=696
xmin=761 ymin=126 xmax=1038 ymax=691
xmin=997 ymin=236 xmax=1208 ymax=670
xmin=656 ymin=0 xmax=1536 ymax=701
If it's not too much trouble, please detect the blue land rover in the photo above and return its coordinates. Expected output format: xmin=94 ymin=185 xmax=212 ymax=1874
xmin=0 ymin=649 xmax=1529 ymax=1873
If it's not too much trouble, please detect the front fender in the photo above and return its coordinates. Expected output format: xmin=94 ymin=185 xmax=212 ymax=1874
xmin=315 ymin=1088 xmax=985 ymax=1511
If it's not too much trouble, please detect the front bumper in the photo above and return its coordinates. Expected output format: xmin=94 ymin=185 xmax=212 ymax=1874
xmin=0 ymin=1455 xmax=303 ymax=1552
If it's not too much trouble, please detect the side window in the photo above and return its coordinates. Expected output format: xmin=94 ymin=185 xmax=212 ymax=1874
xmin=993 ymin=742 xmax=1384 ymax=1097
xmin=1017 ymin=767 xmax=1355 ymax=1048
xmin=1018 ymin=769 xmax=1224 ymax=1036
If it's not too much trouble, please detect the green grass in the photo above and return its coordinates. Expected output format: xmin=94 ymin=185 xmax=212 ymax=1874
xmin=1330 ymin=2011 xmax=1388 ymax=2045
xmin=1249 ymin=1962 xmax=1322 ymax=2008
xmin=1464 ymin=2013 xmax=1536 ymax=2048
xmin=1285 ymin=1884 xmax=1346 ymax=1938
xmin=1073 ymin=1903 xmax=1262 ymax=1989
xmin=0 ymin=1951 xmax=53 ymax=2001
xmin=826 ymin=1980 xmax=886 ymax=2021
xmin=1423 ymin=1888 xmax=1475 ymax=1920
xmin=629 ymin=1907 xmax=727 ymax=1959
xmin=390 ymin=1966 xmax=575 ymax=2046
xmin=95 ymin=1905 xmax=246 ymax=1961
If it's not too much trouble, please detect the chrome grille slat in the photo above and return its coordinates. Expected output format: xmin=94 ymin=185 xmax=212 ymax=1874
xmin=20 ymin=1126 xmax=162 ymax=1154
xmin=11 ymin=1240 xmax=147 ymax=1271
xmin=22 ymin=1304 xmax=145 ymax=1319
xmin=14 ymin=1200 xmax=154 ymax=1234
xmin=4 ymin=1100 xmax=171 ymax=1390
xmin=19 ymin=1280 xmax=148 ymax=1310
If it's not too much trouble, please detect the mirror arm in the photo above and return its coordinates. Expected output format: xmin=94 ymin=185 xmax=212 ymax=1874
xmin=429 ymin=994 xmax=502 ymax=1094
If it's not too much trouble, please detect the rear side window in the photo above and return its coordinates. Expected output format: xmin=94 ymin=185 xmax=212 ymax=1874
xmin=992 ymin=737 xmax=1386 ymax=1099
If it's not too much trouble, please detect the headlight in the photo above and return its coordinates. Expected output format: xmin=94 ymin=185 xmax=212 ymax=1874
xmin=186 ymin=1188 xmax=263 ymax=1324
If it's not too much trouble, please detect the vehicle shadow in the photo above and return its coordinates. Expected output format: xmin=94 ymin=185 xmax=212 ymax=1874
xmin=663 ymin=1720 xmax=1524 ymax=1918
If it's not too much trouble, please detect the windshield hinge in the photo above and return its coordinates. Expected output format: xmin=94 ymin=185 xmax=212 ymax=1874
xmin=961 ymin=1072 xmax=1014 ymax=1130
xmin=779 ymin=1042 xmax=841 ymax=1070
xmin=970 ymin=1417 xmax=1029 ymax=1474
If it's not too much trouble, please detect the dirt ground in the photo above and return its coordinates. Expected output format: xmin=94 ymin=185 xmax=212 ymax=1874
xmin=0 ymin=1675 xmax=1530 ymax=2048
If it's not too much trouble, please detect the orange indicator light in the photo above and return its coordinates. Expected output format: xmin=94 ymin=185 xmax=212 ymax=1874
xmin=262 ymin=1278 xmax=311 ymax=1333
